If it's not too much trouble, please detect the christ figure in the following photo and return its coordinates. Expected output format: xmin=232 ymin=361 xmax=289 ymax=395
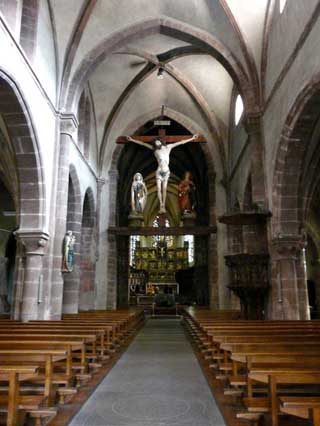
xmin=126 ymin=134 xmax=198 ymax=213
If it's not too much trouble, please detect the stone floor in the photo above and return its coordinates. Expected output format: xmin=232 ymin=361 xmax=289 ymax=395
xmin=69 ymin=318 xmax=226 ymax=426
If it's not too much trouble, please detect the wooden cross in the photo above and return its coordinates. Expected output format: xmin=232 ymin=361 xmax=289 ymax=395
xmin=116 ymin=125 xmax=206 ymax=145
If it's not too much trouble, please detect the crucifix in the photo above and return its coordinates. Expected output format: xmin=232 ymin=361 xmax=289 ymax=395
xmin=116 ymin=120 xmax=205 ymax=214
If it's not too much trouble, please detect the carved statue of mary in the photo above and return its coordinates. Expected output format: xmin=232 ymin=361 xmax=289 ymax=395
xmin=62 ymin=230 xmax=76 ymax=272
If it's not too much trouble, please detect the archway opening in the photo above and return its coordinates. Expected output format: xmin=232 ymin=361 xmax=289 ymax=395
xmin=0 ymin=179 xmax=17 ymax=314
xmin=116 ymin=117 xmax=211 ymax=310
xmin=0 ymin=74 xmax=44 ymax=320
xmin=79 ymin=190 xmax=96 ymax=310
xmin=62 ymin=172 xmax=81 ymax=313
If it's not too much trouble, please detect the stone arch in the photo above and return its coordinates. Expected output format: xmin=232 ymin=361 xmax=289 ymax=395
xmin=79 ymin=187 xmax=96 ymax=310
xmin=63 ymin=16 xmax=252 ymax=114
xmin=98 ymin=63 xmax=226 ymax=176
xmin=0 ymin=70 xmax=45 ymax=231
xmin=272 ymin=73 xmax=320 ymax=235
xmin=105 ymin=108 xmax=218 ymax=230
xmin=0 ymin=71 xmax=48 ymax=320
xmin=107 ymin=107 xmax=217 ymax=204
xmin=103 ymin=107 xmax=220 ymax=309
xmin=62 ymin=164 xmax=82 ymax=313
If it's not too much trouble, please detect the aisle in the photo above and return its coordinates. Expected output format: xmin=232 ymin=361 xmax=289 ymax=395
xmin=69 ymin=318 xmax=225 ymax=426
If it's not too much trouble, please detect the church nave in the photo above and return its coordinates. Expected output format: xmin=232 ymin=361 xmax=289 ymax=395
xmin=69 ymin=318 xmax=225 ymax=426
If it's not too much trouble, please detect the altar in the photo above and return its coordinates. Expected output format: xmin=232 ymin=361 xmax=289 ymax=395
xmin=146 ymin=282 xmax=179 ymax=295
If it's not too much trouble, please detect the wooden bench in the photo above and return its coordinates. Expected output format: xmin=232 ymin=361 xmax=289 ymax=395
xmin=249 ymin=365 xmax=320 ymax=426
xmin=0 ymin=309 xmax=144 ymax=425
xmin=0 ymin=365 xmax=42 ymax=426
xmin=279 ymin=396 xmax=320 ymax=426
xmin=182 ymin=309 xmax=320 ymax=426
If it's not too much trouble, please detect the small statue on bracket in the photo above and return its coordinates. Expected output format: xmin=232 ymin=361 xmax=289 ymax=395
xmin=178 ymin=171 xmax=196 ymax=215
xmin=62 ymin=230 xmax=76 ymax=272
xmin=131 ymin=173 xmax=148 ymax=214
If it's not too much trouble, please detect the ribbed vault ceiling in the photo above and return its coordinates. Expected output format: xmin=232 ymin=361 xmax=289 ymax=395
xmin=50 ymin=0 xmax=269 ymax=175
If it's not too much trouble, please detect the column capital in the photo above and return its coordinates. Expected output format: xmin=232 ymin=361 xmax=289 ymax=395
xmin=97 ymin=177 xmax=106 ymax=189
xmin=271 ymin=233 xmax=306 ymax=259
xmin=59 ymin=113 xmax=79 ymax=138
xmin=15 ymin=230 xmax=50 ymax=256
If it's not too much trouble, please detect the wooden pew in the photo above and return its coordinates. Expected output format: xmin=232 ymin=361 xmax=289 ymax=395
xmin=0 ymin=309 xmax=144 ymax=425
xmin=249 ymin=365 xmax=320 ymax=426
xmin=182 ymin=309 xmax=320 ymax=426
xmin=0 ymin=349 xmax=67 ymax=407
xmin=0 ymin=365 xmax=53 ymax=426
xmin=279 ymin=396 xmax=320 ymax=426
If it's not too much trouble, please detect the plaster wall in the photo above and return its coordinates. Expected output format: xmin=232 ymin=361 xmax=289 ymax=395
xmin=0 ymin=0 xmax=21 ymax=38
xmin=87 ymin=107 xmax=98 ymax=173
xmin=101 ymin=73 xmax=217 ymax=174
xmin=70 ymin=0 xmax=247 ymax=79
xmin=33 ymin=0 xmax=57 ymax=104
xmin=230 ymin=122 xmax=251 ymax=204
xmin=49 ymin=0 xmax=84 ymax=75
xmin=68 ymin=142 xmax=97 ymax=205
xmin=172 ymin=55 xmax=233 ymax=126
xmin=266 ymin=0 xmax=318 ymax=98
xmin=226 ymin=0 xmax=268 ymax=74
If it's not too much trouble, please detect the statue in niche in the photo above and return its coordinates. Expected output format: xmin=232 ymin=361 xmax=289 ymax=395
xmin=62 ymin=230 xmax=76 ymax=272
xmin=131 ymin=173 xmax=148 ymax=214
xmin=178 ymin=171 xmax=196 ymax=214
xmin=126 ymin=135 xmax=198 ymax=214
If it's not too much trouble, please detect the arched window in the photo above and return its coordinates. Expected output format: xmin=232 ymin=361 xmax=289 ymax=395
xmin=184 ymin=235 xmax=194 ymax=265
xmin=235 ymin=95 xmax=244 ymax=125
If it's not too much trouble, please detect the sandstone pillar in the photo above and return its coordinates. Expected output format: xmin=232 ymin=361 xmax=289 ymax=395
xmin=270 ymin=235 xmax=310 ymax=320
xmin=15 ymin=230 xmax=49 ymax=321
xmin=246 ymin=114 xmax=266 ymax=207
xmin=106 ymin=169 xmax=119 ymax=310
xmin=50 ymin=115 xmax=77 ymax=318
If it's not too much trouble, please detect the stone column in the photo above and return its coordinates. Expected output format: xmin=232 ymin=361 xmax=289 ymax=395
xmin=15 ymin=230 xmax=49 ymax=321
xmin=106 ymin=169 xmax=119 ymax=310
xmin=270 ymin=235 xmax=310 ymax=320
xmin=94 ymin=178 xmax=106 ymax=309
xmin=245 ymin=114 xmax=266 ymax=207
xmin=207 ymin=234 xmax=218 ymax=308
xmin=117 ymin=236 xmax=129 ymax=307
xmin=50 ymin=115 xmax=77 ymax=319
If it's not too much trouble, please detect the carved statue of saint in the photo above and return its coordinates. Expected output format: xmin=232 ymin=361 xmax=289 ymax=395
xmin=62 ymin=230 xmax=76 ymax=272
xmin=178 ymin=171 xmax=196 ymax=214
xmin=131 ymin=173 xmax=148 ymax=214
xmin=126 ymin=135 xmax=198 ymax=213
